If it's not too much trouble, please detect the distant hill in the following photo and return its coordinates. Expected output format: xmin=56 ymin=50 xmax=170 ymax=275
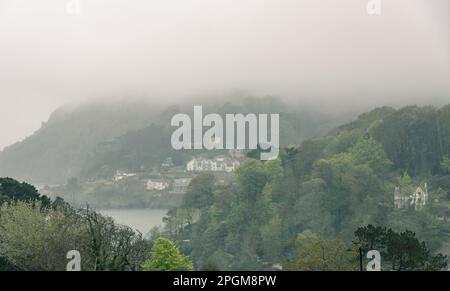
xmin=0 ymin=101 xmax=162 ymax=184
xmin=0 ymin=97 xmax=354 ymax=184
xmin=332 ymin=104 xmax=450 ymax=176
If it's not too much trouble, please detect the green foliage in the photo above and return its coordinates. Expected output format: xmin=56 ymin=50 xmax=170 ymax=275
xmin=331 ymin=107 xmax=396 ymax=135
xmin=354 ymin=224 xmax=387 ymax=251
xmin=372 ymin=106 xmax=442 ymax=175
xmin=0 ymin=201 xmax=150 ymax=271
xmin=166 ymin=208 xmax=198 ymax=237
xmin=82 ymin=207 xmax=150 ymax=271
xmin=164 ymin=158 xmax=284 ymax=270
xmin=260 ymin=212 xmax=283 ymax=261
xmin=0 ymin=97 xmax=346 ymax=184
xmin=354 ymin=225 xmax=448 ymax=271
xmin=0 ymin=101 xmax=163 ymax=184
xmin=183 ymin=174 xmax=215 ymax=210
xmin=283 ymin=231 xmax=359 ymax=271
xmin=81 ymin=124 xmax=190 ymax=180
xmin=201 ymin=261 xmax=221 ymax=271
xmin=441 ymin=155 xmax=450 ymax=174
xmin=4 ymin=102 xmax=450 ymax=271
xmin=0 ymin=201 xmax=88 ymax=270
xmin=163 ymin=104 xmax=450 ymax=271
xmin=0 ymin=177 xmax=50 ymax=205
xmin=348 ymin=137 xmax=393 ymax=172
xmin=235 ymin=159 xmax=269 ymax=202
xmin=142 ymin=237 xmax=193 ymax=271
xmin=0 ymin=178 xmax=150 ymax=271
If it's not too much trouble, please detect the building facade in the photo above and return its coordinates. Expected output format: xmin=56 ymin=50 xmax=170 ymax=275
xmin=394 ymin=183 xmax=429 ymax=210
xmin=187 ymin=156 xmax=240 ymax=173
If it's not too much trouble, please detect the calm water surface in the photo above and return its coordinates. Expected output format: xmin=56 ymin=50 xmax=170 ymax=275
xmin=99 ymin=209 xmax=168 ymax=234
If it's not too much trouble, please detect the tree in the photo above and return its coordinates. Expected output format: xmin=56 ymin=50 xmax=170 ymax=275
xmin=182 ymin=174 xmax=215 ymax=210
xmin=235 ymin=159 xmax=268 ymax=202
xmin=201 ymin=261 xmax=221 ymax=271
xmin=165 ymin=207 xmax=198 ymax=238
xmin=260 ymin=212 xmax=283 ymax=262
xmin=354 ymin=225 xmax=448 ymax=271
xmin=0 ymin=201 xmax=88 ymax=271
xmin=142 ymin=237 xmax=193 ymax=271
xmin=354 ymin=224 xmax=387 ymax=252
xmin=372 ymin=106 xmax=441 ymax=175
xmin=294 ymin=180 xmax=334 ymax=236
xmin=0 ymin=256 xmax=18 ymax=271
xmin=283 ymin=231 xmax=358 ymax=271
xmin=0 ymin=177 xmax=50 ymax=206
xmin=82 ymin=207 xmax=149 ymax=271
xmin=348 ymin=137 xmax=392 ymax=172
xmin=158 ymin=104 xmax=450 ymax=271
xmin=0 ymin=200 xmax=149 ymax=271
xmin=440 ymin=155 xmax=450 ymax=174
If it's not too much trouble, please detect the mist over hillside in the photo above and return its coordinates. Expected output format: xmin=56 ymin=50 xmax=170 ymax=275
xmin=1 ymin=0 xmax=449 ymax=153
xmin=1 ymin=0 xmax=450 ymax=273
xmin=0 ymin=100 xmax=163 ymax=184
xmin=0 ymin=96 xmax=356 ymax=184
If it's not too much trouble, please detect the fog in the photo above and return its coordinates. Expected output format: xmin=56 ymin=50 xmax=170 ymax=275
xmin=0 ymin=0 xmax=449 ymax=150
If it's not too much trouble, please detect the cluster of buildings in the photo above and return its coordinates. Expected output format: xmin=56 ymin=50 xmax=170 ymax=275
xmin=113 ymin=150 xmax=245 ymax=195
xmin=113 ymin=170 xmax=192 ymax=194
xmin=145 ymin=178 xmax=191 ymax=194
xmin=186 ymin=150 xmax=244 ymax=173
xmin=145 ymin=179 xmax=170 ymax=191
xmin=187 ymin=156 xmax=241 ymax=173
xmin=113 ymin=171 xmax=137 ymax=182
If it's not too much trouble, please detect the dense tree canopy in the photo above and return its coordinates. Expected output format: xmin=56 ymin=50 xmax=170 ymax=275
xmin=3 ymin=103 xmax=450 ymax=271
xmin=142 ymin=237 xmax=193 ymax=271
xmin=0 ymin=178 xmax=50 ymax=205
xmin=0 ymin=178 xmax=150 ymax=271
xmin=162 ymin=105 xmax=450 ymax=270
xmin=354 ymin=225 xmax=448 ymax=271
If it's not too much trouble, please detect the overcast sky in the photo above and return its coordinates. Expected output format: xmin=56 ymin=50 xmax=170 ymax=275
xmin=0 ymin=0 xmax=449 ymax=150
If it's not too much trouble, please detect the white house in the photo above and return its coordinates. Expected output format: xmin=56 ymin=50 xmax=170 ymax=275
xmin=114 ymin=171 xmax=137 ymax=182
xmin=186 ymin=156 xmax=240 ymax=172
xmin=413 ymin=184 xmax=429 ymax=210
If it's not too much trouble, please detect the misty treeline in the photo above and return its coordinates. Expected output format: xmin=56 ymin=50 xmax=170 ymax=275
xmin=0 ymin=177 xmax=195 ymax=271
xmin=159 ymin=105 xmax=450 ymax=270
xmin=0 ymin=178 xmax=151 ymax=271
xmin=0 ymin=97 xmax=347 ymax=184
xmin=0 ymin=175 xmax=446 ymax=271
xmin=1 ymin=101 xmax=450 ymax=270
